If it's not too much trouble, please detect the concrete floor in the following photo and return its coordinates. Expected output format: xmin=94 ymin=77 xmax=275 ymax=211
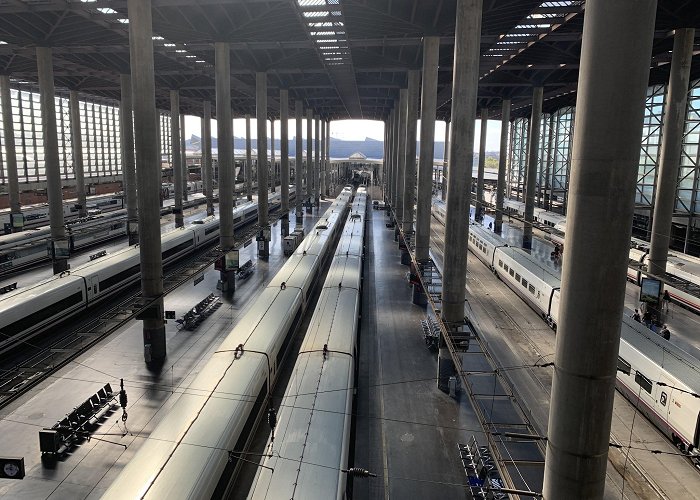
xmin=429 ymin=213 xmax=700 ymax=500
xmin=0 ymin=208 xmax=318 ymax=500
xmin=353 ymin=206 xmax=476 ymax=500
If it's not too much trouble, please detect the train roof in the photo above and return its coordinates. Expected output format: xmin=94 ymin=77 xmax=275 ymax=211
xmin=499 ymin=245 xmax=562 ymax=288
xmin=470 ymin=223 xmax=509 ymax=249
xmin=0 ymin=272 xmax=84 ymax=306
xmin=0 ymin=227 xmax=51 ymax=247
xmin=621 ymin=317 xmax=700 ymax=394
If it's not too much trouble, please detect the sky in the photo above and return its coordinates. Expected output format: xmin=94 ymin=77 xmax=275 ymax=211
xmin=184 ymin=117 xmax=503 ymax=151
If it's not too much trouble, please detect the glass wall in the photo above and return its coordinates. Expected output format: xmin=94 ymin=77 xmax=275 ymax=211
xmin=0 ymin=81 xmax=171 ymax=184
xmin=508 ymin=117 xmax=528 ymax=200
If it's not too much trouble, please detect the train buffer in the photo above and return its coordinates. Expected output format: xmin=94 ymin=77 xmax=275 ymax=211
xmin=39 ymin=383 xmax=117 ymax=460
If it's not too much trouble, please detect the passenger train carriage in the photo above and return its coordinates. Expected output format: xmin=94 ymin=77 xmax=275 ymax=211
xmin=248 ymin=187 xmax=367 ymax=500
xmin=463 ymin=220 xmax=700 ymax=463
xmin=0 ymin=188 xmax=294 ymax=276
xmin=0 ymin=188 xmax=294 ymax=355
xmin=0 ymin=192 xmax=124 ymax=233
xmin=499 ymin=197 xmax=700 ymax=314
xmin=101 ymin=187 xmax=354 ymax=499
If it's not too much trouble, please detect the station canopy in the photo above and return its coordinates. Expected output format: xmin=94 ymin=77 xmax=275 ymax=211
xmin=0 ymin=0 xmax=697 ymax=120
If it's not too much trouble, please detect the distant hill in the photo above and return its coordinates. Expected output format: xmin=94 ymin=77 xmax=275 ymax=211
xmin=186 ymin=135 xmax=498 ymax=162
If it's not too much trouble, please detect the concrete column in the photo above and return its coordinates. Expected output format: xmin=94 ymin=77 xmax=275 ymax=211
xmin=441 ymin=0 xmax=481 ymax=327
xmin=544 ymin=113 xmax=555 ymax=210
xmin=36 ymin=47 xmax=68 ymax=274
xmin=0 ymin=76 xmax=20 ymax=227
xmin=494 ymin=99 xmax=511 ymax=234
xmin=314 ymin=115 xmax=320 ymax=205
xmin=648 ymin=28 xmax=695 ymax=277
xmin=476 ymin=106 xmax=488 ymax=219
xmin=170 ymin=90 xmax=184 ymax=227
xmin=295 ymin=99 xmax=303 ymax=225
xmin=523 ymin=86 xmax=543 ymax=249
xmin=320 ymin=117 xmax=326 ymax=197
xmin=215 ymin=42 xmax=234 ymax=252
xmin=386 ymin=110 xmax=394 ymax=207
xmin=69 ymin=91 xmax=87 ymax=219
xmin=402 ymin=70 xmax=420 ymax=234
xmin=270 ymin=118 xmax=276 ymax=193
xmin=245 ymin=114 xmax=253 ymax=201
xmin=280 ymin=90 xmax=290 ymax=216
xmin=256 ymin=72 xmax=270 ymax=257
xmin=119 ymin=75 xmax=138 ymax=242
xmin=392 ymin=105 xmax=400 ymax=213
xmin=326 ymin=120 xmax=331 ymax=194
xmin=391 ymin=108 xmax=397 ymax=209
xmin=203 ymin=100 xmax=214 ymax=216
xmin=306 ymin=109 xmax=313 ymax=204
xmin=395 ymin=88 xmax=408 ymax=231
xmin=180 ymin=112 xmax=187 ymax=201
xmin=543 ymin=0 xmax=657 ymax=497
xmin=442 ymin=120 xmax=450 ymax=201
xmin=127 ymin=0 xmax=166 ymax=363
xmin=415 ymin=36 xmax=440 ymax=262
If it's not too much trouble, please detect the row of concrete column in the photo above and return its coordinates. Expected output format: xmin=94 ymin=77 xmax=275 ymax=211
xmin=384 ymin=0 xmax=684 ymax=498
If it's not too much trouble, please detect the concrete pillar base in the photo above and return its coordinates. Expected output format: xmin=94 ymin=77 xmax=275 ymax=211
xmin=437 ymin=346 xmax=455 ymax=393
xmin=305 ymin=204 xmax=312 ymax=214
xmin=400 ymin=248 xmax=411 ymax=265
xmin=128 ymin=230 xmax=139 ymax=246
xmin=175 ymin=213 xmax=184 ymax=228
xmin=143 ymin=319 xmax=166 ymax=365
xmin=219 ymin=270 xmax=236 ymax=294
xmin=281 ymin=217 xmax=290 ymax=237
xmin=52 ymin=259 xmax=69 ymax=275
xmin=314 ymin=196 xmax=320 ymax=207
xmin=207 ymin=203 xmax=215 ymax=217
xmin=394 ymin=227 xmax=399 ymax=241
xmin=412 ymin=283 xmax=427 ymax=306
xmin=523 ymin=231 xmax=532 ymax=250
xmin=258 ymin=239 xmax=270 ymax=258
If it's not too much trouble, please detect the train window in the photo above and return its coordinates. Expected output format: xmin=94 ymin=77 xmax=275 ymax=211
xmin=509 ymin=269 xmax=514 ymax=277
xmin=617 ymin=357 xmax=631 ymax=375
xmin=515 ymin=273 xmax=521 ymax=281
xmin=504 ymin=264 xmax=509 ymax=273
xmin=162 ymin=240 xmax=193 ymax=260
xmin=100 ymin=264 xmax=141 ymax=291
xmin=1 ymin=290 xmax=83 ymax=337
xmin=634 ymin=370 xmax=653 ymax=394
xmin=498 ymin=260 xmax=503 ymax=268
xmin=660 ymin=392 xmax=667 ymax=406
xmin=522 ymin=278 xmax=528 ymax=288
xmin=529 ymin=284 xmax=535 ymax=295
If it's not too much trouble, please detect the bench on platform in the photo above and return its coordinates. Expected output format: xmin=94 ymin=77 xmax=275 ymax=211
xmin=39 ymin=383 xmax=116 ymax=458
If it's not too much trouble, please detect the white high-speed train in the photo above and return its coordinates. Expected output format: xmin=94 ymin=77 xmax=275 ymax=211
xmin=0 ymin=192 xmax=124 ymax=233
xmin=101 ymin=187 xmax=354 ymax=500
xmin=465 ymin=222 xmax=700 ymax=462
xmin=500 ymin=197 xmax=700 ymax=314
xmin=248 ymin=187 xmax=367 ymax=500
xmin=0 ymin=189 xmax=294 ymax=355
xmin=0 ymin=188 xmax=294 ymax=276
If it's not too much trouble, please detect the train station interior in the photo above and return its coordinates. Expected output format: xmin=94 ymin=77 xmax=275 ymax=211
xmin=0 ymin=1 xmax=699 ymax=499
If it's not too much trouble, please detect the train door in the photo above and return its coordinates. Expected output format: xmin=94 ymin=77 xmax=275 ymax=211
xmin=87 ymin=275 xmax=99 ymax=303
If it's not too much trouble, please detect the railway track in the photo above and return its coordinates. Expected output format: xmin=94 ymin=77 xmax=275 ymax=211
xmin=0 ymin=213 xmax=281 ymax=410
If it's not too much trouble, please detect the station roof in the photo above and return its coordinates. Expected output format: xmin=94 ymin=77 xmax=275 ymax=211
xmin=0 ymin=0 xmax=698 ymax=120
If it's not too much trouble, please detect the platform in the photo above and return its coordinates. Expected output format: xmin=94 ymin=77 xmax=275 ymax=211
xmin=352 ymin=204 xmax=478 ymax=499
xmin=429 ymin=213 xmax=700 ymax=499
xmin=0 ymin=207 xmax=320 ymax=499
